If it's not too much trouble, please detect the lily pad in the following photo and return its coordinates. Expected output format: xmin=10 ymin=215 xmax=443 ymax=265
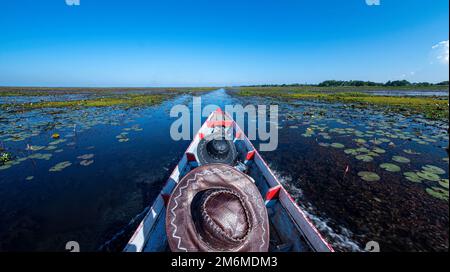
xmin=417 ymin=171 xmax=441 ymax=182
xmin=344 ymin=149 xmax=358 ymax=155
xmin=403 ymin=149 xmax=420 ymax=155
xmin=439 ymin=179 xmax=449 ymax=189
xmin=77 ymin=154 xmax=94 ymax=160
xmin=355 ymin=155 xmax=373 ymax=162
xmin=49 ymin=161 xmax=72 ymax=172
xmin=318 ymin=143 xmax=330 ymax=147
xmin=372 ymin=148 xmax=385 ymax=154
xmin=358 ymin=171 xmax=380 ymax=181
xmin=331 ymin=143 xmax=344 ymax=149
xmin=80 ymin=160 xmax=94 ymax=166
xmin=421 ymin=165 xmax=446 ymax=175
xmin=425 ymin=187 xmax=449 ymax=201
xmin=380 ymin=163 xmax=401 ymax=172
xmin=354 ymin=138 xmax=366 ymax=144
xmin=25 ymin=176 xmax=34 ymax=181
xmin=404 ymin=172 xmax=423 ymax=183
xmin=392 ymin=156 xmax=410 ymax=164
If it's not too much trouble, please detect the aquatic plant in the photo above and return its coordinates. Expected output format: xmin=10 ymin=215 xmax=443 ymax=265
xmin=49 ymin=161 xmax=72 ymax=172
xmin=331 ymin=143 xmax=344 ymax=148
xmin=421 ymin=165 xmax=446 ymax=175
xmin=404 ymin=172 xmax=423 ymax=183
xmin=380 ymin=163 xmax=401 ymax=172
xmin=358 ymin=171 xmax=380 ymax=181
xmin=425 ymin=187 xmax=449 ymax=201
xmin=392 ymin=156 xmax=410 ymax=164
xmin=417 ymin=171 xmax=441 ymax=182
xmin=355 ymin=155 xmax=373 ymax=162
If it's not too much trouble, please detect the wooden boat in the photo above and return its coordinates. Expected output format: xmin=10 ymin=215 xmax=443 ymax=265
xmin=124 ymin=109 xmax=334 ymax=252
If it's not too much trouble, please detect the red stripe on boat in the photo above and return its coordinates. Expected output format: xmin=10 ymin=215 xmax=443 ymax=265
xmin=265 ymin=185 xmax=282 ymax=201
xmin=186 ymin=152 xmax=197 ymax=162
xmin=235 ymin=131 xmax=242 ymax=139
xmin=198 ymin=133 xmax=205 ymax=140
xmin=246 ymin=150 xmax=256 ymax=161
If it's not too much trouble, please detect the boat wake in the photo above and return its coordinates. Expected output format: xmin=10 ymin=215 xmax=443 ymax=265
xmin=271 ymin=167 xmax=363 ymax=252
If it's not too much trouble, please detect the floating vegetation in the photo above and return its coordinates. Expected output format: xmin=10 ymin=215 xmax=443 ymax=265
xmin=417 ymin=171 xmax=441 ymax=182
xmin=49 ymin=139 xmax=67 ymax=145
xmin=0 ymin=152 xmax=13 ymax=163
xmin=344 ymin=149 xmax=359 ymax=155
xmin=392 ymin=156 xmax=410 ymax=164
xmin=358 ymin=171 xmax=380 ymax=181
xmin=49 ymin=161 xmax=72 ymax=172
xmin=425 ymin=187 xmax=449 ymax=201
xmin=25 ymin=176 xmax=34 ymax=181
xmin=28 ymin=153 xmax=52 ymax=160
xmin=404 ymin=172 xmax=423 ymax=183
xmin=439 ymin=179 xmax=449 ymax=189
xmin=421 ymin=165 xmax=446 ymax=175
xmin=0 ymin=164 xmax=12 ymax=170
xmin=77 ymin=154 xmax=94 ymax=160
xmin=54 ymin=149 xmax=64 ymax=153
xmin=372 ymin=147 xmax=385 ymax=154
xmin=354 ymin=138 xmax=366 ymax=144
xmin=318 ymin=142 xmax=330 ymax=147
xmin=51 ymin=133 xmax=60 ymax=139
xmin=26 ymin=145 xmax=45 ymax=151
xmin=380 ymin=163 xmax=401 ymax=172
xmin=331 ymin=143 xmax=344 ymax=149
xmin=355 ymin=154 xmax=373 ymax=162
xmin=116 ymin=132 xmax=130 ymax=143
xmin=403 ymin=149 xmax=420 ymax=155
xmin=80 ymin=160 xmax=94 ymax=166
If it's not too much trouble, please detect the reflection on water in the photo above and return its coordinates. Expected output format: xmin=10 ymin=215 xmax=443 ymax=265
xmin=0 ymin=89 xmax=448 ymax=251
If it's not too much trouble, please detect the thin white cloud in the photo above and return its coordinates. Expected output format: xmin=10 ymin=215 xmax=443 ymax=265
xmin=431 ymin=40 xmax=449 ymax=64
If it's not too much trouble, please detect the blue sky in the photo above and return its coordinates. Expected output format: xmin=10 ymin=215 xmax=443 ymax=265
xmin=0 ymin=0 xmax=448 ymax=87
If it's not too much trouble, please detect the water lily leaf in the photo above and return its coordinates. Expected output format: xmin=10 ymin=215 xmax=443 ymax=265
xmin=380 ymin=163 xmax=401 ymax=172
xmin=49 ymin=161 xmax=72 ymax=172
xmin=331 ymin=143 xmax=344 ymax=148
xmin=358 ymin=171 xmax=380 ymax=181
xmin=77 ymin=154 xmax=94 ymax=160
xmin=318 ymin=142 xmax=330 ymax=147
xmin=344 ymin=149 xmax=358 ymax=155
xmin=392 ymin=156 xmax=410 ymax=164
xmin=425 ymin=187 xmax=449 ymax=201
xmin=372 ymin=148 xmax=385 ymax=154
xmin=80 ymin=160 xmax=94 ymax=166
xmin=421 ymin=165 xmax=446 ymax=175
xmin=356 ymin=155 xmax=373 ymax=162
xmin=0 ymin=164 xmax=11 ymax=170
xmin=403 ymin=149 xmax=420 ymax=155
xmin=417 ymin=171 xmax=441 ymax=182
xmin=354 ymin=138 xmax=366 ymax=144
xmin=439 ymin=179 xmax=449 ymax=189
xmin=404 ymin=172 xmax=423 ymax=183
xmin=25 ymin=176 xmax=34 ymax=181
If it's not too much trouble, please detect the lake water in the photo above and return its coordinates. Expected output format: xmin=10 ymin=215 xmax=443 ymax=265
xmin=0 ymin=89 xmax=448 ymax=251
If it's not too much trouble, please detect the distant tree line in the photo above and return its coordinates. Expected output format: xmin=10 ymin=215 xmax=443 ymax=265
xmin=245 ymin=80 xmax=449 ymax=87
